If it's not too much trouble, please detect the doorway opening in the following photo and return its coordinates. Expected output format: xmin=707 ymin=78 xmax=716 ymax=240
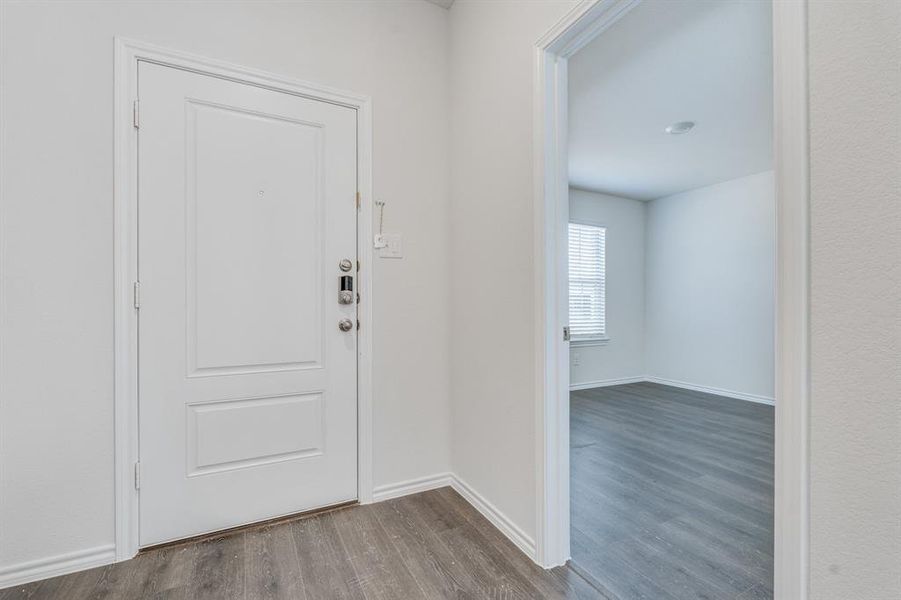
xmin=566 ymin=2 xmax=775 ymax=597
xmin=533 ymin=1 xmax=810 ymax=599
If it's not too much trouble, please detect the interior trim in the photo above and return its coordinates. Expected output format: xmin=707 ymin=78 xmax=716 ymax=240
xmin=0 ymin=545 xmax=116 ymax=590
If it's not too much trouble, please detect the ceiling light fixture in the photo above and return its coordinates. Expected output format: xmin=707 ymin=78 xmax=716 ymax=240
xmin=665 ymin=121 xmax=695 ymax=135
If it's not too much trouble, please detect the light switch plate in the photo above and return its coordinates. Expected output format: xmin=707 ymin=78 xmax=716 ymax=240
xmin=379 ymin=233 xmax=403 ymax=258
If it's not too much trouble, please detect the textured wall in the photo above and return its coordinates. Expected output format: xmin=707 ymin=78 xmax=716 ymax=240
xmin=808 ymin=1 xmax=901 ymax=598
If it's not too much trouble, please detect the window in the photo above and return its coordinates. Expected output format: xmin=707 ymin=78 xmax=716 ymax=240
xmin=568 ymin=222 xmax=606 ymax=342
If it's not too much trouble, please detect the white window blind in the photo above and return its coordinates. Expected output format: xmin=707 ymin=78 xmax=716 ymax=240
xmin=568 ymin=222 xmax=606 ymax=341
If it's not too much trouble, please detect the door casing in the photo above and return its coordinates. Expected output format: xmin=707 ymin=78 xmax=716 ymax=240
xmin=113 ymin=37 xmax=374 ymax=561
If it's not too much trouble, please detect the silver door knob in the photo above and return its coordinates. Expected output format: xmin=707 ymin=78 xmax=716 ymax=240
xmin=338 ymin=319 xmax=354 ymax=332
xmin=339 ymin=259 xmax=353 ymax=272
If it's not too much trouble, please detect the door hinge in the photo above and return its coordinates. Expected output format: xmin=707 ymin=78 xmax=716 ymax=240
xmin=133 ymin=99 xmax=140 ymax=129
xmin=563 ymin=326 xmax=571 ymax=342
xmin=134 ymin=462 xmax=141 ymax=490
xmin=133 ymin=281 xmax=141 ymax=309
xmin=355 ymin=192 xmax=361 ymax=210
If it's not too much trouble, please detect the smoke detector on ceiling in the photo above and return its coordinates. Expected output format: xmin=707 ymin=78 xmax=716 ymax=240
xmin=665 ymin=121 xmax=695 ymax=135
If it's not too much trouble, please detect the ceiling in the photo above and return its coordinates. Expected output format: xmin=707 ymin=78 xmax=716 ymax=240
xmin=423 ymin=0 xmax=454 ymax=9
xmin=568 ymin=0 xmax=773 ymax=201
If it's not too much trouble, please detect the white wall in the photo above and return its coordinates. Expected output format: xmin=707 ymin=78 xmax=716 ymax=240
xmin=448 ymin=0 xmax=576 ymax=545
xmin=0 ymin=0 xmax=451 ymax=575
xmin=645 ymin=171 xmax=775 ymax=401
xmin=808 ymin=1 xmax=901 ymax=597
xmin=569 ymin=189 xmax=646 ymax=387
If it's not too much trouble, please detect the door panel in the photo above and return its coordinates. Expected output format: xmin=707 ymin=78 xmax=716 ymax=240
xmin=186 ymin=393 xmax=323 ymax=476
xmin=186 ymin=100 xmax=323 ymax=375
xmin=138 ymin=61 xmax=357 ymax=546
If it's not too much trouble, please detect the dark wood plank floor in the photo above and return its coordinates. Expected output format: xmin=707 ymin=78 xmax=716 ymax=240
xmin=570 ymin=382 xmax=774 ymax=600
xmin=0 ymin=487 xmax=603 ymax=600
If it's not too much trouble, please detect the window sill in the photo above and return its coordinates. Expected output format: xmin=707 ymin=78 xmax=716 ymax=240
xmin=570 ymin=337 xmax=610 ymax=347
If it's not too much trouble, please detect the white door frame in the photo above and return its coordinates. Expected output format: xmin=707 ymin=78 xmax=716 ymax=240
xmin=113 ymin=38 xmax=374 ymax=561
xmin=532 ymin=2 xmax=810 ymax=599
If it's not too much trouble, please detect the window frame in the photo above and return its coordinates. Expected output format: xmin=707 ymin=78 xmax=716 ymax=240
xmin=567 ymin=219 xmax=609 ymax=346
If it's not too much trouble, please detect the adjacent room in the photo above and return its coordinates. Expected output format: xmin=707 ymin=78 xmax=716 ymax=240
xmin=566 ymin=2 xmax=776 ymax=598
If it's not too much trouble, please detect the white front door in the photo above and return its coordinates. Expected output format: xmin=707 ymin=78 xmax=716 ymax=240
xmin=137 ymin=61 xmax=358 ymax=546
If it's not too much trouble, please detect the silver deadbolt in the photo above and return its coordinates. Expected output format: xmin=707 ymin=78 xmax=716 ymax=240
xmin=339 ymin=275 xmax=354 ymax=305
xmin=338 ymin=319 xmax=354 ymax=332
xmin=339 ymin=259 xmax=353 ymax=272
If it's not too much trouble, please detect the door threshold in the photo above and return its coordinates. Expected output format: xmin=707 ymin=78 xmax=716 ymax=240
xmin=567 ymin=558 xmax=617 ymax=600
xmin=139 ymin=499 xmax=358 ymax=553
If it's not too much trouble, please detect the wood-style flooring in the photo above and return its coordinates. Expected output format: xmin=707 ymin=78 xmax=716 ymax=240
xmin=0 ymin=487 xmax=602 ymax=600
xmin=2 ymin=381 xmax=774 ymax=600
xmin=570 ymin=382 xmax=774 ymax=600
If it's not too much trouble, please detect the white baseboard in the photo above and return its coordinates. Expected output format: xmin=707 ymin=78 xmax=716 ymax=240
xmin=373 ymin=472 xmax=536 ymax=562
xmin=4 ymin=473 xmax=534 ymax=589
xmin=449 ymin=475 xmax=536 ymax=561
xmin=644 ymin=376 xmax=775 ymax=406
xmin=572 ymin=375 xmax=775 ymax=405
xmin=570 ymin=375 xmax=645 ymax=391
xmin=372 ymin=472 xmax=453 ymax=502
xmin=0 ymin=544 xmax=116 ymax=590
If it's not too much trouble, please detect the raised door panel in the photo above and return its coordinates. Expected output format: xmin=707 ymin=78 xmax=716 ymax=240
xmin=186 ymin=101 xmax=324 ymax=376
